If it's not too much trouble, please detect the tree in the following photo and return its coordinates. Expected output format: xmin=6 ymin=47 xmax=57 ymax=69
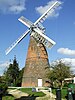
xmin=4 ymin=56 xmax=19 ymax=86
xmin=4 ymin=64 xmax=13 ymax=85
xmin=11 ymin=56 xmax=19 ymax=86
xmin=16 ymin=67 xmax=24 ymax=86
xmin=48 ymin=60 xmax=73 ymax=88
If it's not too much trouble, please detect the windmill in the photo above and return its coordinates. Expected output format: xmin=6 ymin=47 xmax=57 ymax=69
xmin=6 ymin=1 xmax=61 ymax=87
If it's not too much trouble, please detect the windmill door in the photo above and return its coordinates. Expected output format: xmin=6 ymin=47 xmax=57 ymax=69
xmin=38 ymin=79 xmax=42 ymax=87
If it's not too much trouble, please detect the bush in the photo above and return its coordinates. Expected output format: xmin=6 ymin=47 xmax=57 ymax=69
xmin=0 ymin=82 xmax=8 ymax=96
xmin=63 ymin=83 xmax=68 ymax=87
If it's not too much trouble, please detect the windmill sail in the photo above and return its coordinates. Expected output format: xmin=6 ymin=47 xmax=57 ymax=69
xmin=5 ymin=29 xmax=30 ymax=55
xmin=18 ymin=16 xmax=33 ymax=28
xmin=31 ymin=28 xmax=56 ymax=48
xmin=5 ymin=0 xmax=62 ymax=55
xmin=34 ymin=1 xmax=61 ymax=25
xmin=18 ymin=1 xmax=61 ymax=28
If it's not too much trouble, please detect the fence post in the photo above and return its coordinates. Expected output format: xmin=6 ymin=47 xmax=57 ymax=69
xmin=67 ymin=88 xmax=73 ymax=100
xmin=56 ymin=88 xmax=61 ymax=100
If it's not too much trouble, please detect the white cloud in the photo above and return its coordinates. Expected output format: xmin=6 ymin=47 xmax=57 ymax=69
xmin=61 ymin=58 xmax=75 ymax=67
xmin=57 ymin=48 xmax=75 ymax=56
xmin=51 ymin=58 xmax=75 ymax=73
xmin=0 ymin=61 xmax=10 ymax=76
xmin=0 ymin=0 xmax=26 ymax=14
xmin=35 ymin=0 xmax=62 ymax=18
xmin=0 ymin=61 xmax=10 ymax=68
xmin=61 ymin=58 xmax=75 ymax=73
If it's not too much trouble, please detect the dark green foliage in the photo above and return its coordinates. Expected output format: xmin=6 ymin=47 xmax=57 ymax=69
xmin=0 ymin=82 xmax=8 ymax=95
xmin=0 ymin=76 xmax=8 ymax=96
xmin=3 ymin=56 xmax=24 ymax=87
xmin=63 ymin=82 xmax=68 ymax=87
xmin=16 ymin=67 xmax=24 ymax=86
xmin=3 ymin=56 xmax=20 ymax=86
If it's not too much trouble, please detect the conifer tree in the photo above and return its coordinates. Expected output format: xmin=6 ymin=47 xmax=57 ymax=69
xmin=4 ymin=56 xmax=19 ymax=86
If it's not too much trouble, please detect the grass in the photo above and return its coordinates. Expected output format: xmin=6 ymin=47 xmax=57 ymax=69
xmin=61 ymin=87 xmax=68 ymax=98
xmin=2 ymin=95 xmax=15 ymax=100
xmin=2 ymin=88 xmax=46 ymax=100
xmin=19 ymin=88 xmax=46 ymax=97
xmin=52 ymin=87 xmax=68 ymax=99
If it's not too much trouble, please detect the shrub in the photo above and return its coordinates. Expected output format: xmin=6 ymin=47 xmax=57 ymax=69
xmin=0 ymin=82 xmax=8 ymax=96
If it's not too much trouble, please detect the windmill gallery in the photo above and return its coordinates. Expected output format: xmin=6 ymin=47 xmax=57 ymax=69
xmin=6 ymin=1 xmax=61 ymax=87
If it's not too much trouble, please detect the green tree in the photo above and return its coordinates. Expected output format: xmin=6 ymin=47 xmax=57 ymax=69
xmin=4 ymin=64 xmax=13 ymax=85
xmin=4 ymin=56 xmax=19 ymax=86
xmin=16 ymin=67 xmax=24 ymax=86
xmin=48 ymin=60 xmax=73 ymax=87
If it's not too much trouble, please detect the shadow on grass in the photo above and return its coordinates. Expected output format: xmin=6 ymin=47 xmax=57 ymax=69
xmin=5 ymin=94 xmax=14 ymax=96
xmin=3 ymin=94 xmax=14 ymax=97
xmin=2 ymin=93 xmax=15 ymax=100
xmin=15 ymin=94 xmax=38 ymax=100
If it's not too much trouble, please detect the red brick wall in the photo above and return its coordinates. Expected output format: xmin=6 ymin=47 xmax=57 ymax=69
xmin=22 ymin=37 xmax=50 ymax=87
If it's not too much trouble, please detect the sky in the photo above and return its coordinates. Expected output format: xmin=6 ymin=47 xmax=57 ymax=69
xmin=0 ymin=0 xmax=75 ymax=75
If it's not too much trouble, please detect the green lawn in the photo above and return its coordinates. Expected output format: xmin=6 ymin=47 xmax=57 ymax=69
xmin=19 ymin=88 xmax=46 ymax=97
xmin=2 ymin=95 xmax=15 ymax=100
xmin=52 ymin=87 xmax=68 ymax=99
xmin=61 ymin=88 xmax=68 ymax=98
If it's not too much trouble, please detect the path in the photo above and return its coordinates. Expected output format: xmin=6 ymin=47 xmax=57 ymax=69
xmin=8 ymin=89 xmax=28 ymax=99
xmin=8 ymin=88 xmax=66 ymax=100
xmin=36 ymin=90 xmax=56 ymax=100
xmin=36 ymin=90 xmax=66 ymax=100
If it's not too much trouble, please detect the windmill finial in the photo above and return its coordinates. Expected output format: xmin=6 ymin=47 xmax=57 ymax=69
xmin=14 ymin=55 xmax=16 ymax=60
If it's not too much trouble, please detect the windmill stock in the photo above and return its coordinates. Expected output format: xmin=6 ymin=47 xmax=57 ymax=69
xmin=5 ymin=0 xmax=61 ymax=55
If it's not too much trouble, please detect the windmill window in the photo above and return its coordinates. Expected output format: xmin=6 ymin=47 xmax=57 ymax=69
xmin=31 ymin=47 xmax=33 ymax=51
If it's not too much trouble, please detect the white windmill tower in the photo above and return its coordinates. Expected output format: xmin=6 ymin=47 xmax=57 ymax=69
xmin=5 ymin=1 xmax=62 ymax=87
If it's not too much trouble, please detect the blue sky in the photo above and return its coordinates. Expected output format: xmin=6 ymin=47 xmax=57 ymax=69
xmin=0 ymin=0 xmax=75 ymax=75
